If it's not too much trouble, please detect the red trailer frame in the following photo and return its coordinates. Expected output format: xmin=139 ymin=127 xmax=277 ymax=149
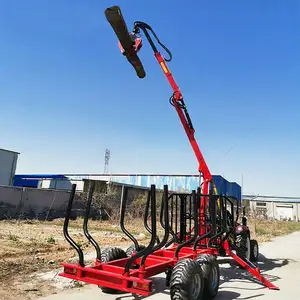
xmin=59 ymin=5 xmax=279 ymax=298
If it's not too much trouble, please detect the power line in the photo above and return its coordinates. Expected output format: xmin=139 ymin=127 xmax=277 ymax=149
xmin=222 ymin=98 xmax=286 ymax=158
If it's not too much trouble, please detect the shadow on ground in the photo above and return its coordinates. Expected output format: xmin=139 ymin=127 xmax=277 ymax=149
xmin=114 ymin=277 xmax=264 ymax=300
xmin=116 ymin=290 xmax=249 ymax=300
xmin=115 ymin=253 xmax=292 ymax=299
xmin=218 ymin=253 xmax=294 ymax=290
xmin=257 ymin=253 xmax=293 ymax=272
xmin=115 ymin=277 xmax=168 ymax=300
xmin=215 ymin=290 xmax=264 ymax=300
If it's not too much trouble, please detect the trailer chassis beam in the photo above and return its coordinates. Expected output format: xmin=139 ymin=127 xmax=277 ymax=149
xmin=223 ymin=239 xmax=279 ymax=290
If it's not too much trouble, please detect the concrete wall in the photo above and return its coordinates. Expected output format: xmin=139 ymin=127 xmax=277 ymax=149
xmin=0 ymin=180 xmax=149 ymax=220
xmin=82 ymin=179 xmax=149 ymax=200
xmin=2 ymin=181 xmax=300 ymax=222
xmin=0 ymin=149 xmax=18 ymax=186
xmin=0 ymin=185 xmax=71 ymax=220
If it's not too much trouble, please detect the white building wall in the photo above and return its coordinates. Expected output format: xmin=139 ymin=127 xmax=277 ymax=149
xmin=41 ymin=180 xmax=51 ymax=188
xmin=249 ymin=200 xmax=300 ymax=222
xmin=274 ymin=203 xmax=293 ymax=220
xmin=0 ymin=148 xmax=19 ymax=186
xmin=40 ymin=178 xmax=84 ymax=191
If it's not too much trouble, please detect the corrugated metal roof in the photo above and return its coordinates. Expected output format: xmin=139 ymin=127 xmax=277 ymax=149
xmin=62 ymin=173 xmax=201 ymax=177
xmin=15 ymin=174 xmax=67 ymax=179
xmin=243 ymin=195 xmax=300 ymax=203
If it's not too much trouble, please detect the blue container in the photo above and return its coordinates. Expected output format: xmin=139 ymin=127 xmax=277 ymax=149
xmin=212 ymin=175 xmax=241 ymax=202
xmin=212 ymin=175 xmax=227 ymax=195
xmin=13 ymin=174 xmax=68 ymax=188
xmin=230 ymin=182 xmax=242 ymax=201
xmin=13 ymin=177 xmax=39 ymax=188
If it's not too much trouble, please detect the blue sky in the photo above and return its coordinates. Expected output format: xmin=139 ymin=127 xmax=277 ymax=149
xmin=0 ymin=1 xmax=299 ymax=196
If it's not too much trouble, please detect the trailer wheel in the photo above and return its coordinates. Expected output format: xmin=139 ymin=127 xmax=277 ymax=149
xmin=125 ymin=244 xmax=146 ymax=257
xmin=170 ymin=258 xmax=204 ymax=300
xmin=236 ymin=233 xmax=251 ymax=261
xmin=250 ymin=239 xmax=259 ymax=262
xmin=99 ymin=247 xmax=127 ymax=294
xmin=196 ymin=254 xmax=220 ymax=299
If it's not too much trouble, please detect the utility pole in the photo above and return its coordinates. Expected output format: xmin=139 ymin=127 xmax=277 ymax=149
xmin=104 ymin=149 xmax=110 ymax=174
xmin=104 ymin=149 xmax=111 ymax=193
xmin=241 ymin=173 xmax=244 ymax=193
xmin=241 ymin=173 xmax=244 ymax=208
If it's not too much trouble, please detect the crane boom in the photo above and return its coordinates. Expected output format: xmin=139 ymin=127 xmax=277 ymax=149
xmin=104 ymin=8 xmax=216 ymax=238
xmin=104 ymin=7 xmax=214 ymax=195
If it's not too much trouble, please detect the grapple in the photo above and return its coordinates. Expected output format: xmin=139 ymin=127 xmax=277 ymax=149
xmin=104 ymin=5 xmax=145 ymax=78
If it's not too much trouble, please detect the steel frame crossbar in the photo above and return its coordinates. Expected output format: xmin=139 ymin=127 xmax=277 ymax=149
xmin=223 ymin=239 xmax=279 ymax=290
xmin=59 ymin=182 xmax=279 ymax=295
xmin=60 ymin=247 xmax=219 ymax=296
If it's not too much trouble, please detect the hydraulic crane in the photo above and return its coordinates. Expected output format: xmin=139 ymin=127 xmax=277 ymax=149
xmin=58 ymin=6 xmax=279 ymax=300
xmin=105 ymin=7 xmax=215 ymax=240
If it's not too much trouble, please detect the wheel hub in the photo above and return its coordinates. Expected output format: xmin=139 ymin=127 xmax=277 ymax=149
xmin=211 ymin=265 xmax=218 ymax=290
xmin=246 ymin=237 xmax=251 ymax=260
xmin=191 ymin=273 xmax=202 ymax=298
xmin=253 ymin=244 xmax=258 ymax=258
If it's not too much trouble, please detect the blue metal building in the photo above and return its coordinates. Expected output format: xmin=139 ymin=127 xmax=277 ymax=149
xmin=13 ymin=174 xmax=68 ymax=188
xmin=13 ymin=173 xmax=241 ymax=202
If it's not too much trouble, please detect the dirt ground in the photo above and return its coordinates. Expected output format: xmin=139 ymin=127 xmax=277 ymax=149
xmin=1 ymin=218 xmax=300 ymax=300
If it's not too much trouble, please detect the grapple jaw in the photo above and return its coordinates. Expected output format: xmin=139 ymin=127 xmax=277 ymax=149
xmin=104 ymin=5 xmax=146 ymax=79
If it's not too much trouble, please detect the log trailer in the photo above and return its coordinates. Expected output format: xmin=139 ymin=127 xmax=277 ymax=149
xmin=59 ymin=5 xmax=280 ymax=300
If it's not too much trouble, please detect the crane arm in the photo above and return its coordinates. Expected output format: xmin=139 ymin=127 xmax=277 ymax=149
xmin=105 ymin=7 xmax=213 ymax=189
xmin=153 ymin=50 xmax=212 ymax=184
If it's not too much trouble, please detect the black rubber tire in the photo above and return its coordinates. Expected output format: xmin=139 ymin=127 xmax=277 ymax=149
xmin=196 ymin=254 xmax=220 ymax=299
xmin=125 ymin=244 xmax=146 ymax=257
xmin=235 ymin=233 xmax=251 ymax=261
xmin=99 ymin=247 xmax=127 ymax=294
xmin=250 ymin=239 xmax=259 ymax=262
xmin=170 ymin=258 xmax=204 ymax=300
